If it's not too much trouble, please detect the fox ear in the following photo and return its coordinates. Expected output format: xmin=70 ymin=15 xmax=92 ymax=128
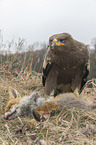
xmin=8 ymin=87 xmax=21 ymax=99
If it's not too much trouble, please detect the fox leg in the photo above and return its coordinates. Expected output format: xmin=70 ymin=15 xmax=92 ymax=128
xmin=33 ymin=102 xmax=59 ymax=121
xmin=26 ymin=102 xmax=59 ymax=127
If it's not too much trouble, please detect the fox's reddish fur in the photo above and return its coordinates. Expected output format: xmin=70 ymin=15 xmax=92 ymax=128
xmin=4 ymin=87 xmax=95 ymax=124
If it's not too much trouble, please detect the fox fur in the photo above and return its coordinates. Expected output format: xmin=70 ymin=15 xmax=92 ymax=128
xmin=4 ymin=87 xmax=94 ymax=122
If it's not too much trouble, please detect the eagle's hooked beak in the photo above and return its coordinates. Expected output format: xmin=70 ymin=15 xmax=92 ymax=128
xmin=52 ymin=38 xmax=65 ymax=47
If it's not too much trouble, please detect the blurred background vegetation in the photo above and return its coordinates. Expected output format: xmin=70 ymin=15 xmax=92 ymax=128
xmin=0 ymin=37 xmax=47 ymax=77
xmin=0 ymin=36 xmax=96 ymax=80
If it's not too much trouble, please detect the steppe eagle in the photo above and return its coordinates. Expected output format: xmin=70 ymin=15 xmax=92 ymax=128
xmin=42 ymin=33 xmax=90 ymax=96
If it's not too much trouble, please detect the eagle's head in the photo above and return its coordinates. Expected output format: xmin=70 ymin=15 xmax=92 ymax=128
xmin=49 ymin=33 xmax=72 ymax=50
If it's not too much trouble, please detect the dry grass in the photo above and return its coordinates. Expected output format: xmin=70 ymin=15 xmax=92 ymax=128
xmin=1 ymin=72 xmax=96 ymax=145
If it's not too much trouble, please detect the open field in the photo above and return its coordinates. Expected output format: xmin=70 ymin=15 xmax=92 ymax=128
xmin=1 ymin=71 xmax=96 ymax=145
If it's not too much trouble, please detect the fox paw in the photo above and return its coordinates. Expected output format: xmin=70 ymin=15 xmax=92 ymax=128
xmin=33 ymin=110 xmax=45 ymax=122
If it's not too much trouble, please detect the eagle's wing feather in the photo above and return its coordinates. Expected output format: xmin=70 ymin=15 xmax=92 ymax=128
xmin=42 ymin=47 xmax=58 ymax=95
xmin=42 ymin=47 xmax=53 ymax=87
xmin=42 ymin=60 xmax=58 ymax=95
xmin=79 ymin=61 xmax=90 ymax=93
xmin=44 ymin=66 xmax=58 ymax=95
xmin=42 ymin=62 xmax=53 ymax=86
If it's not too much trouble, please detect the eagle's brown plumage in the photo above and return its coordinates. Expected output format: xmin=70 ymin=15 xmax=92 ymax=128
xmin=42 ymin=33 xmax=90 ymax=96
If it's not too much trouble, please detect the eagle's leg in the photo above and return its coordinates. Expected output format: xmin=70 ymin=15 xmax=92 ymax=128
xmin=74 ymin=88 xmax=80 ymax=97
xmin=50 ymin=89 xmax=61 ymax=98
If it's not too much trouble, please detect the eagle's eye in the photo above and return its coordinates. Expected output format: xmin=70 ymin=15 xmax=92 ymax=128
xmin=59 ymin=39 xmax=64 ymax=42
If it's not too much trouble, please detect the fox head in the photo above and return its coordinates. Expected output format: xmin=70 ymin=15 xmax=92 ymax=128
xmin=3 ymin=87 xmax=22 ymax=120
xmin=3 ymin=87 xmax=43 ymax=120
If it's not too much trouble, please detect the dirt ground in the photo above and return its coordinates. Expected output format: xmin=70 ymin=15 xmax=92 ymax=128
xmin=1 ymin=72 xmax=96 ymax=145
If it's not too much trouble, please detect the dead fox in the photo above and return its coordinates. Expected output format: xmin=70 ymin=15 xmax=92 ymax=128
xmin=3 ymin=87 xmax=95 ymax=122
